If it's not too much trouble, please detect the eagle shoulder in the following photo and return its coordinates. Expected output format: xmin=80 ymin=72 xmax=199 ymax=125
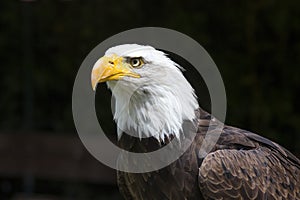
xmin=198 ymin=124 xmax=300 ymax=200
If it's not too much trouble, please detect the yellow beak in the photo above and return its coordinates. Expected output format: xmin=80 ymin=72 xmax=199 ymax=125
xmin=91 ymin=54 xmax=140 ymax=90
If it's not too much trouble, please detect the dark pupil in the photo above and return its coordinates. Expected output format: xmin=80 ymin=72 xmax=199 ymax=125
xmin=133 ymin=59 xmax=139 ymax=65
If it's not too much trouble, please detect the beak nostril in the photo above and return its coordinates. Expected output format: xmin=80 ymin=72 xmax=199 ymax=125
xmin=108 ymin=61 xmax=114 ymax=65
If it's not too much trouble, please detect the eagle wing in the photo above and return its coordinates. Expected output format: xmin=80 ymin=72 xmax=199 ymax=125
xmin=198 ymin=125 xmax=300 ymax=200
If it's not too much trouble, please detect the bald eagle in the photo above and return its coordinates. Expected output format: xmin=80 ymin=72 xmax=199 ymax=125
xmin=91 ymin=44 xmax=300 ymax=200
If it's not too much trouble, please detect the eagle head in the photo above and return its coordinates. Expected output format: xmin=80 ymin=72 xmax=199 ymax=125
xmin=92 ymin=44 xmax=198 ymax=142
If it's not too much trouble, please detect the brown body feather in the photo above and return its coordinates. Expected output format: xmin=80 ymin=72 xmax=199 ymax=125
xmin=117 ymin=109 xmax=300 ymax=200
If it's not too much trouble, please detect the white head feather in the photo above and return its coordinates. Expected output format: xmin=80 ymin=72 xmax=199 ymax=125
xmin=103 ymin=44 xmax=198 ymax=142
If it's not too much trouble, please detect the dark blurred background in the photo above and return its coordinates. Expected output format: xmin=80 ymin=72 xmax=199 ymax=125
xmin=0 ymin=0 xmax=300 ymax=199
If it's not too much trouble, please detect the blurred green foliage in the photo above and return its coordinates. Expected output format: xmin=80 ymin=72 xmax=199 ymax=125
xmin=0 ymin=0 xmax=299 ymax=154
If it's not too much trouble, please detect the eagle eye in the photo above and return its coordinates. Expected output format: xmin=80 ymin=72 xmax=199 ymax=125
xmin=129 ymin=57 xmax=144 ymax=68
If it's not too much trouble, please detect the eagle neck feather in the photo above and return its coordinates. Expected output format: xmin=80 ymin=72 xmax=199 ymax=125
xmin=110 ymin=78 xmax=198 ymax=142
